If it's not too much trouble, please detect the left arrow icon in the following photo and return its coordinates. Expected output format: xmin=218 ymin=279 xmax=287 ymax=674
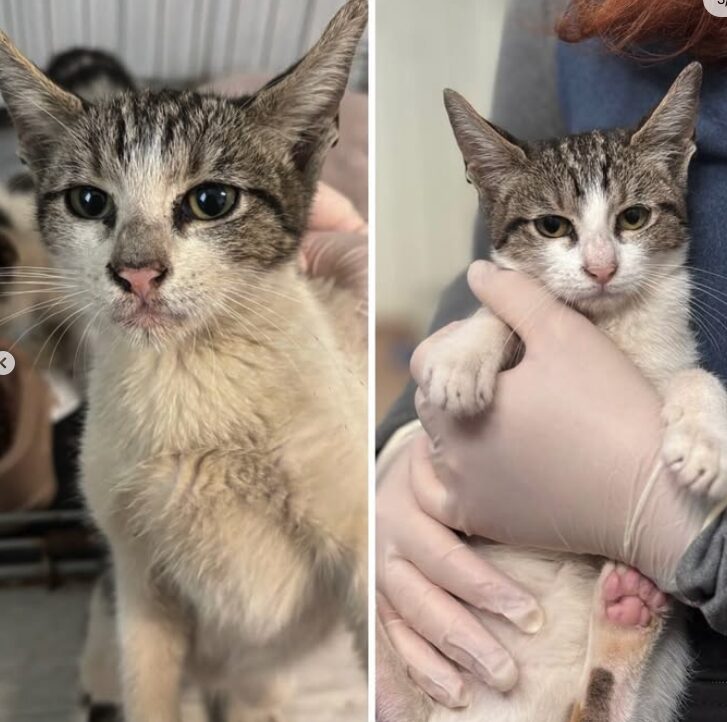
xmin=0 ymin=351 xmax=15 ymax=375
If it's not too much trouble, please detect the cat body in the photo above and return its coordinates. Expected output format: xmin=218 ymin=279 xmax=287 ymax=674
xmin=0 ymin=2 xmax=368 ymax=720
xmin=83 ymin=261 xmax=366 ymax=714
xmin=379 ymin=63 xmax=727 ymax=722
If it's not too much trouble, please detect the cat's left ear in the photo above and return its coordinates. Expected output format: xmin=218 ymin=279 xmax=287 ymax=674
xmin=0 ymin=32 xmax=83 ymax=170
xmin=243 ymin=0 xmax=367 ymax=175
xmin=631 ymin=62 xmax=702 ymax=183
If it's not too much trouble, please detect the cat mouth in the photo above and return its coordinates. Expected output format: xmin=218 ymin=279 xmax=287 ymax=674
xmin=113 ymin=299 xmax=184 ymax=330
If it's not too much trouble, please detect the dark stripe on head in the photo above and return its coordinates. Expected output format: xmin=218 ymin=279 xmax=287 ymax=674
xmin=658 ymin=201 xmax=685 ymax=221
xmin=246 ymin=188 xmax=301 ymax=238
xmin=567 ymin=166 xmax=583 ymax=197
xmin=496 ymin=217 xmax=528 ymax=249
xmin=115 ymin=114 xmax=127 ymax=162
xmin=601 ymin=156 xmax=610 ymax=190
xmin=163 ymin=111 xmax=178 ymax=151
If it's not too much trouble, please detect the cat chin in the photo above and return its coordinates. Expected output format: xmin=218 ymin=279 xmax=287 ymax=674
xmin=567 ymin=288 xmax=639 ymax=318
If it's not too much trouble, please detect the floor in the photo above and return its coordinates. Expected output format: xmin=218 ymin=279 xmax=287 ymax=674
xmin=0 ymin=583 xmax=367 ymax=722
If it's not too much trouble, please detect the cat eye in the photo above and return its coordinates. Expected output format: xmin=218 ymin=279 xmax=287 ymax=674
xmin=617 ymin=205 xmax=650 ymax=231
xmin=184 ymin=183 xmax=238 ymax=221
xmin=66 ymin=186 xmax=113 ymax=220
xmin=534 ymin=215 xmax=572 ymax=239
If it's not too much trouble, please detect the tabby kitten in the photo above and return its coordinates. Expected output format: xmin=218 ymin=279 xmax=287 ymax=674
xmin=380 ymin=63 xmax=727 ymax=722
xmin=0 ymin=2 xmax=368 ymax=722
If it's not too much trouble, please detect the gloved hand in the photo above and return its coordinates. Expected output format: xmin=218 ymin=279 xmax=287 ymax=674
xmin=412 ymin=260 xmax=710 ymax=591
xmin=376 ymin=432 xmax=545 ymax=707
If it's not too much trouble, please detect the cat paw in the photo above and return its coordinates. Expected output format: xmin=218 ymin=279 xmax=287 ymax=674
xmin=600 ymin=563 xmax=668 ymax=629
xmin=422 ymin=345 xmax=498 ymax=417
xmin=661 ymin=404 xmax=727 ymax=498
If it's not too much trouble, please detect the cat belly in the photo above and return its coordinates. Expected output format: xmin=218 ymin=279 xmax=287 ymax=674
xmin=430 ymin=544 xmax=599 ymax=722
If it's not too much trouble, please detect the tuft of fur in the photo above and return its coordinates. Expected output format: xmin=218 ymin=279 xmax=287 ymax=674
xmin=381 ymin=63 xmax=722 ymax=722
xmin=0 ymin=2 xmax=368 ymax=721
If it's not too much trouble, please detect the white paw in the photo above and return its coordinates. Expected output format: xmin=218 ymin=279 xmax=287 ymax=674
xmin=422 ymin=343 xmax=499 ymax=417
xmin=662 ymin=404 xmax=727 ymax=498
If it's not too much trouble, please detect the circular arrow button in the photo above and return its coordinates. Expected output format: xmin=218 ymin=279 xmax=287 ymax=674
xmin=0 ymin=351 xmax=15 ymax=375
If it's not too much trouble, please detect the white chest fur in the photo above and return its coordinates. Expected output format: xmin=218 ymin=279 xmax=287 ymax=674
xmin=80 ymin=272 xmax=366 ymax=667
xmin=595 ymin=269 xmax=697 ymax=391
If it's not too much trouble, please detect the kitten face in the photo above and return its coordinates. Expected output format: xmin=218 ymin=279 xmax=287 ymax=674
xmin=33 ymin=91 xmax=310 ymax=347
xmin=445 ymin=62 xmax=702 ymax=317
xmin=0 ymin=0 xmax=367 ymax=348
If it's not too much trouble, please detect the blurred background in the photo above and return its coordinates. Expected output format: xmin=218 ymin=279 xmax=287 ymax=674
xmin=376 ymin=0 xmax=509 ymax=420
xmin=0 ymin=0 xmax=367 ymax=86
xmin=0 ymin=2 xmax=367 ymax=721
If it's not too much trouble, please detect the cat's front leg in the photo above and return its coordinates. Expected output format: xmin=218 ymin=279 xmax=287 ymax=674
xmin=661 ymin=368 xmax=727 ymax=499
xmin=114 ymin=547 xmax=187 ymax=722
xmin=420 ymin=307 xmax=516 ymax=417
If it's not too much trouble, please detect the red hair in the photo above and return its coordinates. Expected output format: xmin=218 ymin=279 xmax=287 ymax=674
xmin=557 ymin=0 xmax=727 ymax=63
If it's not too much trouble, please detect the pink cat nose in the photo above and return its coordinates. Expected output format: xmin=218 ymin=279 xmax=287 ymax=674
xmin=109 ymin=264 xmax=168 ymax=300
xmin=583 ymin=263 xmax=618 ymax=286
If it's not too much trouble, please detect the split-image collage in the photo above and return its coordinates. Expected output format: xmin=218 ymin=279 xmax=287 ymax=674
xmin=1 ymin=1 xmax=727 ymax=721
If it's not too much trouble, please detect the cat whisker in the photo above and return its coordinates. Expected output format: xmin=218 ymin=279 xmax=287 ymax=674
xmin=0 ymin=291 xmax=85 ymax=327
xmin=9 ymin=296 xmax=83 ymax=353
xmin=0 ymin=284 xmax=80 ymax=299
xmin=73 ymin=306 xmax=103 ymax=377
xmin=35 ymin=301 xmax=93 ymax=370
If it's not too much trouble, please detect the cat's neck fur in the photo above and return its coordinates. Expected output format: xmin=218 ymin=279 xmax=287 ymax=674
xmin=87 ymin=263 xmax=362 ymax=458
xmin=584 ymin=265 xmax=696 ymax=391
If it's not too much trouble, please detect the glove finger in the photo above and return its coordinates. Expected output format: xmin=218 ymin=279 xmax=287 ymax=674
xmin=378 ymin=594 xmax=470 ymax=709
xmin=385 ymin=557 xmax=519 ymax=692
xmin=466 ymin=260 xmax=572 ymax=346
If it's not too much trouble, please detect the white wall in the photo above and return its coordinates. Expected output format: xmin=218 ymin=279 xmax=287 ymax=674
xmin=376 ymin=0 xmax=509 ymax=331
xmin=0 ymin=0 xmax=355 ymax=82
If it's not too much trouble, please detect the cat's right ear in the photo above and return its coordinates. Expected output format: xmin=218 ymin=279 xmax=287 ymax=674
xmin=242 ymin=0 xmax=367 ymax=178
xmin=630 ymin=62 xmax=702 ymax=185
xmin=0 ymin=32 xmax=83 ymax=169
xmin=443 ymin=89 xmax=526 ymax=196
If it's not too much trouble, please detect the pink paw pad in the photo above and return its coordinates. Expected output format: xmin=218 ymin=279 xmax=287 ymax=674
xmin=602 ymin=565 xmax=668 ymax=628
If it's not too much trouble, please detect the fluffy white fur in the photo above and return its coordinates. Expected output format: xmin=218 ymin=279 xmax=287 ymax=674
xmin=82 ymin=263 xmax=367 ymax=720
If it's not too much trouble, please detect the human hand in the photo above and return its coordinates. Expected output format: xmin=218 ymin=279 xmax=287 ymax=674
xmin=376 ymin=431 xmax=544 ymax=707
xmin=300 ymin=182 xmax=367 ymax=306
xmin=411 ymin=260 xmax=709 ymax=590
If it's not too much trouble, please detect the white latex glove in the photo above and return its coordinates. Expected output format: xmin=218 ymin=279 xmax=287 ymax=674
xmin=411 ymin=260 xmax=710 ymax=590
xmin=376 ymin=433 xmax=545 ymax=707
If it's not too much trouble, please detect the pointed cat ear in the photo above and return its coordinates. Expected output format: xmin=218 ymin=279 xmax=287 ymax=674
xmin=443 ymin=89 xmax=526 ymax=197
xmin=244 ymin=0 xmax=367 ymax=174
xmin=0 ymin=31 xmax=83 ymax=169
xmin=630 ymin=62 xmax=702 ymax=181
